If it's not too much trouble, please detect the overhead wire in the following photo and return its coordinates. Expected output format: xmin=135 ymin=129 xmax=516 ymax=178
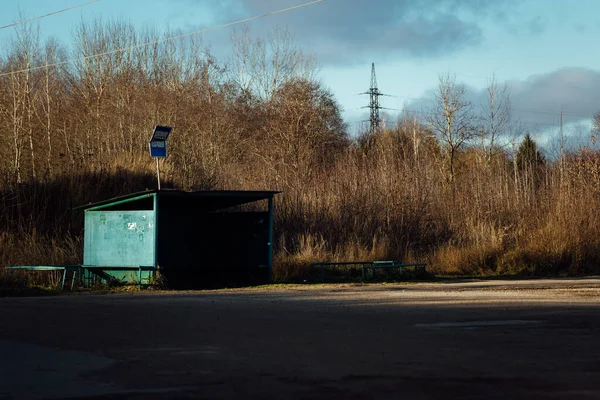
xmin=385 ymin=94 xmax=594 ymax=119
xmin=350 ymin=106 xmax=587 ymax=129
xmin=0 ymin=0 xmax=100 ymax=31
xmin=357 ymin=92 xmax=594 ymax=126
xmin=2 ymin=0 xmax=593 ymax=124
xmin=0 ymin=0 xmax=324 ymax=78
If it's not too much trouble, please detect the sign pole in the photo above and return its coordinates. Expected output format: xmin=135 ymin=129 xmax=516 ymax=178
xmin=149 ymin=125 xmax=172 ymax=191
xmin=156 ymin=157 xmax=161 ymax=190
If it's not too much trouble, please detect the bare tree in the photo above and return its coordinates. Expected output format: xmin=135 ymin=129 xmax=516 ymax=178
xmin=36 ymin=38 xmax=67 ymax=177
xmin=507 ymin=122 xmax=527 ymax=202
xmin=592 ymin=111 xmax=600 ymax=145
xmin=480 ymin=74 xmax=511 ymax=166
xmin=9 ymin=67 xmax=24 ymax=184
xmin=261 ymin=78 xmax=347 ymax=190
xmin=425 ymin=73 xmax=476 ymax=183
xmin=2 ymin=18 xmax=40 ymax=184
xmin=229 ymin=26 xmax=317 ymax=102
xmin=13 ymin=20 xmax=41 ymax=180
xmin=228 ymin=26 xmax=256 ymax=96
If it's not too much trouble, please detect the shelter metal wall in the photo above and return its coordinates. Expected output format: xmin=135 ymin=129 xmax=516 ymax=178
xmin=83 ymin=211 xmax=156 ymax=267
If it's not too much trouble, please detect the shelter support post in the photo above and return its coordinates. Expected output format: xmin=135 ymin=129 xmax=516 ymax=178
xmin=267 ymin=196 xmax=274 ymax=283
xmin=153 ymin=193 xmax=159 ymax=272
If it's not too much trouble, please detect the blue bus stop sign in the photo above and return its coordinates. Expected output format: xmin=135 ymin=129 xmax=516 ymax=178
xmin=150 ymin=140 xmax=167 ymax=157
xmin=149 ymin=126 xmax=172 ymax=158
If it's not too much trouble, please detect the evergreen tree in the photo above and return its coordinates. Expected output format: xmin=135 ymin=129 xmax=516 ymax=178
xmin=516 ymin=133 xmax=544 ymax=171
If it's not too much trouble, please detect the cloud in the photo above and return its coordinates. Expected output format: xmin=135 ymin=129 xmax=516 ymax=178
xmin=528 ymin=16 xmax=546 ymax=35
xmin=405 ymin=67 xmax=600 ymax=147
xmin=505 ymin=68 xmax=600 ymax=127
xmin=177 ymin=0 xmax=519 ymax=64
xmin=574 ymin=23 xmax=587 ymax=33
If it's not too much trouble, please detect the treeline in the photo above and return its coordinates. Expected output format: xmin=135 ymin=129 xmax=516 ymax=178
xmin=1 ymin=20 xmax=600 ymax=277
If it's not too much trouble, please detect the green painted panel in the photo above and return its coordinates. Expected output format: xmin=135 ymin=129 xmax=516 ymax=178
xmin=84 ymin=211 xmax=155 ymax=267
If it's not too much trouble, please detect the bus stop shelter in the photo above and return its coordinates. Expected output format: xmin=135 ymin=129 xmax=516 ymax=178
xmin=77 ymin=189 xmax=278 ymax=288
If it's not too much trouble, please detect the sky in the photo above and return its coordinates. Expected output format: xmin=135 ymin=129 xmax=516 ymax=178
xmin=2 ymin=0 xmax=600 ymax=147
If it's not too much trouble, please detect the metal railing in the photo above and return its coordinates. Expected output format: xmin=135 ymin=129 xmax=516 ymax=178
xmin=310 ymin=260 xmax=427 ymax=283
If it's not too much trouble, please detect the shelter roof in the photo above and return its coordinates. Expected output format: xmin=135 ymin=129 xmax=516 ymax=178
xmin=75 ymin=189 xmax=279 ymax=211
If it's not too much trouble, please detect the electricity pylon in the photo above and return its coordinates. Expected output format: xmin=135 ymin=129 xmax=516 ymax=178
xmin=360 ymin=63 xmax=393 ymax=135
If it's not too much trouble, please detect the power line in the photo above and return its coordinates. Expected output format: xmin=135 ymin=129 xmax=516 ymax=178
xmin=352 ymin=107 xmax=570 ymax=129
xmin=0 ymin=0 xmax=324 ymax=78
xmin=509 ymin=107 xmax=591 ymax=119
xmin=0 ymin=0 xmax=100 ymax=31
xmin=392 ymin=94 xmax=594 ymax=119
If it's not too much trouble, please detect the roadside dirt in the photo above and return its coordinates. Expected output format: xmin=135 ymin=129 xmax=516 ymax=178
xmin=1 ymin=278 xmax=599 ymax=399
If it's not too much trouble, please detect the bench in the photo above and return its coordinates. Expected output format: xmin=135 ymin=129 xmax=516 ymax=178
xmin=310 ymin=260 xmax=427 ymax=283
xmin=5 ymin=265 xmax=81 ymax=291
xmin=362 ymin=261 xmax=427 ymax=281
xmin=311 ymin=261 xmax=373 ymax=283
xmin=5 ymin=265 xmax=157 ymax=290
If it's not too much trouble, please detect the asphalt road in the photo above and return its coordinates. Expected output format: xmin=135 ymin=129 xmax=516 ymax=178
xmin=1 ymin=278 xmax=600 ymax=399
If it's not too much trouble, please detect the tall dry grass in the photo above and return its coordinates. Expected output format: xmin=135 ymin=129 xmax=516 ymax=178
xmin=1 ymin=18 xmax=599 ymax=282
xmin=2 ymin=124 xmax=600 ymax=281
